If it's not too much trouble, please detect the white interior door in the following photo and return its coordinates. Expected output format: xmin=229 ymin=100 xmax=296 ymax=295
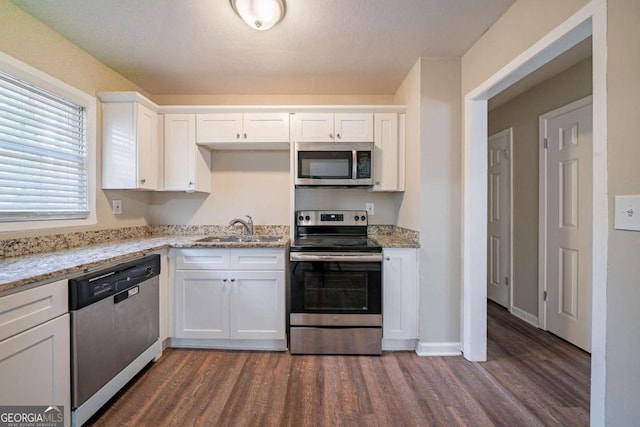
xmin=487 ymin=129 xmax=512 ymax=308
xmin=540 ymin=97 xmax=592 ymax=352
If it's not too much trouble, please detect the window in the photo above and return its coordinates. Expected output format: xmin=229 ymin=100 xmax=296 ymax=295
xmin=0 ymin=52 xmax=96 ymax=231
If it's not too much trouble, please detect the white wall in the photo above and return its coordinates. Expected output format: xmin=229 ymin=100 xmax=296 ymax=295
xmin=488 ymin=57 xmax=592 ymax=316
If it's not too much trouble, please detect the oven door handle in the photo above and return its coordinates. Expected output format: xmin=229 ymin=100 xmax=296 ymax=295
xmin=290 ymin=253 xmax=383 ymax=262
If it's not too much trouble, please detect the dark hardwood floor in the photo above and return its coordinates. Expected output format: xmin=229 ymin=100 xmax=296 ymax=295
xmin=86 ymin=302 xmax=590 ymax=426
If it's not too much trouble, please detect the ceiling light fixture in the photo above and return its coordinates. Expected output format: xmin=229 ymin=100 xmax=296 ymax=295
xmin=230 ymin=0 xmax=285 ymax=31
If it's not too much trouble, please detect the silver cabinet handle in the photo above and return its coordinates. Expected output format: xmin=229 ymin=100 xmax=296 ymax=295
xmin=140 ymin=178 xmax=146 ymax=184
xmin=243 ymin=133 xmax=247 ymax=139
xmin=223 ymin=278 xmax=228 ymax=282
xmin=337 ymin=133 xmax=341 ymax=139
xmin=329 ymin=132 xmax=334 ymax=139
xmin=230 ymin=278 xmax=236 ymax=283
xmin=236 ymin=133 xmax=240 ymax=139
xmin=385 ymin=257 xmax=391 ymax=261
xmin=375 ymin=181 xmax=381 ymax=185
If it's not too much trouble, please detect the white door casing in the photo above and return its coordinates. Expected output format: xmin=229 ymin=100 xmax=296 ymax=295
xmin=487 ymin=129 xmax=512 ymax=309
xmin=539 ymin=96 xmax=592 ymax=352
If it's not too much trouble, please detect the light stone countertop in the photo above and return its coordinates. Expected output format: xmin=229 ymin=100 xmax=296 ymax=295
xmin=369 ymin=234 xmax=419 ymax=248
xmin=0 ymin=235 xmax=290 ymax=295
xmin=0 ymin=228 xmax=418 ymax=296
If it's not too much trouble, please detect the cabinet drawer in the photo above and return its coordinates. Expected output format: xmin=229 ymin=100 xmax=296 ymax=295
xmin=229 ymin=249 xmax=285 ymax=270
xmin=0 ymin=279 xmax=68 ymax=342
xmin=175 ymin=249 xmax=230 ymax=270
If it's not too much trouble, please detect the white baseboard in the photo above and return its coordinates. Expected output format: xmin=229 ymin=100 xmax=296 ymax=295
xmin=415 ymin=341 xmax=462 ymax=356
xmin=510 ymin=306 xmax=540 ymax=327
xmin=382 ymin=338 xmax=418 ymax=351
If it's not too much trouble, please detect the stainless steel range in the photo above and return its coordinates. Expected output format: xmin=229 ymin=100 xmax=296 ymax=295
xmin=289 ymin=210 xmax=382 ymax=355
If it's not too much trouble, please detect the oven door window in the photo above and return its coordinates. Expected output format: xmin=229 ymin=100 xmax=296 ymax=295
xmin=290 ymin=261 xmax=381 ymax=314
xmin=298 ymin=151 xmax=352 ymax=179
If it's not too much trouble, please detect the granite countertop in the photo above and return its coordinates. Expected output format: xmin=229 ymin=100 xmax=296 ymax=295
xmin=0 ymin=226 xmax=417 ymax=296
xmin=369 ymin=234 xmax=419 ymax=248
xmin=0 ymin=234 xmax=290 ymax=295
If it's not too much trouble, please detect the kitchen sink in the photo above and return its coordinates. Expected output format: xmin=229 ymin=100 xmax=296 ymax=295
xmin=195 ymin=236 xmax=283 ymax=243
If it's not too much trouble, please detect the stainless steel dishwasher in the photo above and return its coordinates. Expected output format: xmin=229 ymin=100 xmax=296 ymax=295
xmin=69 ymin=254 xmax=161 ymax=426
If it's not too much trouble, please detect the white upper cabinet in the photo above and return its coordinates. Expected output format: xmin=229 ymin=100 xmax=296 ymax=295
xmin=196 ymin=112 xmax=290 ymax=149
xmin=101 ymin=94 xmax=160 ymax=190
xmin=163 ymin=114 xmax=211 ymax=193
xmin=370 ymin=113 xmax=406 ymax=192
xmin=291 ymin=112 xmax=373 ymax=142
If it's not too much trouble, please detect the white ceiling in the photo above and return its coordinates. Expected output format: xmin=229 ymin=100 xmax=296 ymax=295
xmin=10 ymin=0 xmax=516 ymax=95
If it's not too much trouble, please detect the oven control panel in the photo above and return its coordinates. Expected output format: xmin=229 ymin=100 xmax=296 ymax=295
xmin=296 ymin=210 xmax=368 ymax=226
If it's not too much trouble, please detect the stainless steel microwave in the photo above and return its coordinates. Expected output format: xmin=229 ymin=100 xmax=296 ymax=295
xmin=294 ymin=141 xmax=374 ymax=187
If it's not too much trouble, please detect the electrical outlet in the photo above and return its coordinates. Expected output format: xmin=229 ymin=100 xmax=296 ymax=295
xmin=112 ymin=199 xmax=122 ymax=215
xmin=366 ymin=202 xmax=375 ymax=216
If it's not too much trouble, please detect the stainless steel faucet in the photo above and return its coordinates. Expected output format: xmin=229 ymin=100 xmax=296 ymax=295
xmin=229 ymin=215 xmax=253 ymax=235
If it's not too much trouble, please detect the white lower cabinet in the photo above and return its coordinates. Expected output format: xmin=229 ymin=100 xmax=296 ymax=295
xmin=0 ymin=280 xmax=70 ymax=425
xmin=172 ymin=248 xmax=286 ymax=349
xmin=382 ymin=248 xmax=418 ymax=350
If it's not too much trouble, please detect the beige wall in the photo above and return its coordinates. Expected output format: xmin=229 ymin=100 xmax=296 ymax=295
xmin=0 ymin=0 xmax=399 ymax=235
xmin=148 ymin=92 xmax=401 ymax=227
xmin=418 ymin=59 xmax=462 ymax=343
xmin=393 ymin=58 xmax=462 ymax=344
xmin=0 ymin=0 xmax=151 ymax=238
xmin=605 ymin=1 xmax=640 ymax=424
xmin=394 ymin=60 xmax=421 ymax=230
xmin=148 ymin=151 xmax=291 ymax=226
xmin=461 ymin=0 xmax=589 ymax=95
xmin=488 ymin=57 xmax=592 ymax=315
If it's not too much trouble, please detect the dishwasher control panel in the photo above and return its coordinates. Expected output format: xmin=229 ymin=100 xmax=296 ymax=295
xmin=69 ymin=255 xmax=160 ymax=310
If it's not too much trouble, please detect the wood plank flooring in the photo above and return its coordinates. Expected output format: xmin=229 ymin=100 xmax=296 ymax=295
xmin=86 ymin=302 xmax=590 ymax=426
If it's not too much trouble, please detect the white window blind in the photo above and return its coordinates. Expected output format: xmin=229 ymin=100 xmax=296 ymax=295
xmin=0 ymin=70 xmax=88 ymax=222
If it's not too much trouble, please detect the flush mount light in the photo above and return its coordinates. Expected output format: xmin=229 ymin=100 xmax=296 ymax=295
xmin=230 ymin=0 xmax=285 ymax=31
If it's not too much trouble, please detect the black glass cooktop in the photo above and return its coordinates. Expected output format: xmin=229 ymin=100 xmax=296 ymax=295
xmin=290 ymin=235 xmax=382 ymax=252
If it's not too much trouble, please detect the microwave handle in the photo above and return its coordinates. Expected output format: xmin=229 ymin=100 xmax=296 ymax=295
xmin=352 ymin=150 xmax=358 ymax=180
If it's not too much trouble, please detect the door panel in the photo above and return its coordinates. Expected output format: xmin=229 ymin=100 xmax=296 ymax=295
xmin=543 ymin=99 xmax=592 ymax=352
xmin=487 ymin=129 xmax=511 ymax=308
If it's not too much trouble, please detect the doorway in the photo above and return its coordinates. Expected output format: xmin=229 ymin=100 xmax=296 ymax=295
xmin=462 ymin=2 xmax=607 ymax=424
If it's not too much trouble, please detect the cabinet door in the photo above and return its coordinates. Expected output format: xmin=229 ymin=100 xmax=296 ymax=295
xmin=243 ymin=113 xmax=290 ymax=142
xmin=371 ymin=113 xmax=405 ymax=192
xmin=383 ymin=248 xmax=418 ymax=340
xmin=174 ymin=271 xmax=229 ymax=339
xmin=136 ymin=103 xmax=159 ymax=189
xmin=196 ymin=113 xmax=243 ymax=143
xmin=164 ymin=114 xmax=211 ymax=192
xmin=290 ymin=113 xmax=334 ymax=141
xmin=334 ymin=113 xmax=374 ymax=142
xmin=0 ymin=314 xmax=70 ymax=424
xmin=229 ymin=271 xmax=285 ymax=340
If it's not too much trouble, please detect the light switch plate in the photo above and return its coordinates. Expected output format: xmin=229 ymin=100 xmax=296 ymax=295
xmin=112 ymin=199 xmax=122 ymax=215
xmin=614 ymin=195 xmax=640 ymax=231
xmin=366 ymin=202 xmax=375 ymax=216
